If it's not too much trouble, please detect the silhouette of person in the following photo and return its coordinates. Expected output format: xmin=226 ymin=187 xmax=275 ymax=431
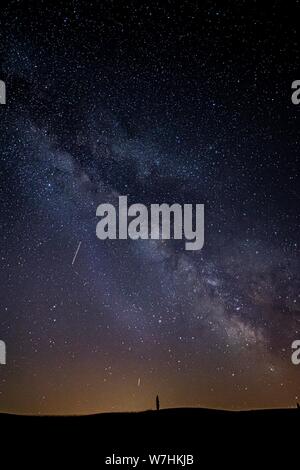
xmin=156 ymin=394 xmax=160 ymax=411
xmin=297 ymin=402 xmax=300 ymax=409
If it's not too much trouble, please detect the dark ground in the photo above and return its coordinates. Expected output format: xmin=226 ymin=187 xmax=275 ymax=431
xmin=1 ymin=408 xmax=299 ymax=467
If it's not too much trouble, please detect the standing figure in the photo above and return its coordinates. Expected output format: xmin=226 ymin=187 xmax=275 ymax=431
xmin=156 ymin=394 xmax=160 ymax=411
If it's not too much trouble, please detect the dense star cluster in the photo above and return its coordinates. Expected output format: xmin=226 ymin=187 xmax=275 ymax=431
xmin=0 ymin=1 xmax=299 ymax=414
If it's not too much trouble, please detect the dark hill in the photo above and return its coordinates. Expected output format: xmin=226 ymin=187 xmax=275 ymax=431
xmin=1 ymin=408 xmax=298 ymax=467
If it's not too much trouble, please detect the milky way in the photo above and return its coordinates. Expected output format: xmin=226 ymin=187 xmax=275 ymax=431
xmin=0 ymin=1 xmax=299 ymax=414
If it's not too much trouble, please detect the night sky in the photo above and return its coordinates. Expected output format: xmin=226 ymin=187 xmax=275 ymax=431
xmin=0 ymin=1 xmax=299 ymax=415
